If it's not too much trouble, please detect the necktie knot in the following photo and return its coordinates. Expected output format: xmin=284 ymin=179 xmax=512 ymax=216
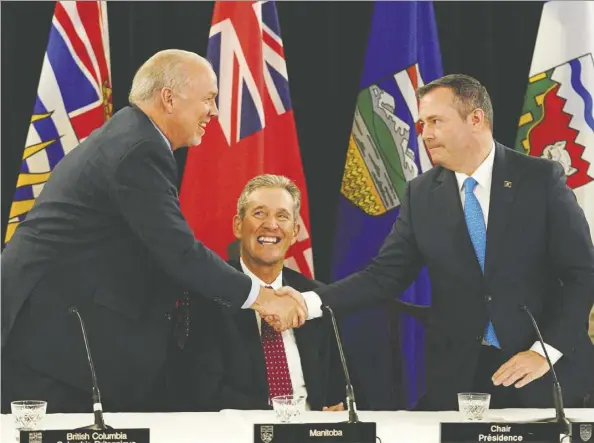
xmin=464 ymin=177 xmax=478 ymax=194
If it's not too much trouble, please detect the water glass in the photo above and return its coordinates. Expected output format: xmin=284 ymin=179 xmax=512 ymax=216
xmin=271 ymin=395 xmax=306 ymax=423
xmin=11 ymin=400 xmax=47 ymax=431
xmin=457 ymin=393 xmax=490 ymax=421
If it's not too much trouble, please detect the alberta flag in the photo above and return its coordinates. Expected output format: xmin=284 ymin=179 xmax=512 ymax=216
xmin=515 ymin=1 xmax=594 ymax=241
xmin=5 ymin=1 xmax=112 ymax=244
xmin=180 ymin=1 xmax=314 ymax=277
xmin=331 ymin=2 xmax=442 ymax=409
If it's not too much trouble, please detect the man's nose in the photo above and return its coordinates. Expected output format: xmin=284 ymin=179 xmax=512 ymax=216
xmin=209 ymin=100 xmax=219 ymax=117
xmin=422 ymin=126 xmax=434 ymax=141
xmin=262 ymin=216 xmax=279 ymax=229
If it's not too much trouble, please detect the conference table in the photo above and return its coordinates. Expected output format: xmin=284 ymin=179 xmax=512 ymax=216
xmin=2 ymin=408 xmax=594 ymax=443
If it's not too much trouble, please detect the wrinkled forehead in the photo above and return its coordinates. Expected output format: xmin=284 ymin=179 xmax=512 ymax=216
xmin=245 ymin=188 xmax=295 ymax=212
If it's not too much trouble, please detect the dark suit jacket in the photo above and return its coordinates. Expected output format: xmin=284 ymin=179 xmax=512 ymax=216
xmin=169 ymin=261 xmax=345 ymax=411
xmin=316 ymin=143 xmax=594 ymax=410
xmin=1 ymin=106 xmax=254 ymax=412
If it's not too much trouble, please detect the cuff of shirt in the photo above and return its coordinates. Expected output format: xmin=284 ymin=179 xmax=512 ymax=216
xmin=241 ymin=279 xmax=261 ymax=309
xmin=302 ymin=291 xmax=323 ymax=320
xmin=530 ymin=341 xmax=563 ymax=365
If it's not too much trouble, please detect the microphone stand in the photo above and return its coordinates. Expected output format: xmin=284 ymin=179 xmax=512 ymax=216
xmin=519 ymin=305 xmax=571 ymax=439
xmin=69 ymin=307 xmax=112 ymax=430
xmin=324 ymin=305 xmax=360 ymax=424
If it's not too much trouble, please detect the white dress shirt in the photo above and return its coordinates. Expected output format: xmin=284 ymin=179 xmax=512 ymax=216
xmin=147 ymin=117 xmax=260 ymax=308
xmin=240 ymin=259 xmax=310 ymax=409
xmin=303 ymin=141 xmax=562 ymax=365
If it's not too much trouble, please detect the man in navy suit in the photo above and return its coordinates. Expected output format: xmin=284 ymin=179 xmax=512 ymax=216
xmin=1 ymin=50 xmax=305 ymax=413
xmin=277 ymin=74 xmax=594 ymax=410
xmin=169 ymin=175 xmax=345 ymax=411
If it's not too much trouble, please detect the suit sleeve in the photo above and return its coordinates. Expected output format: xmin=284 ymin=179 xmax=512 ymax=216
xmin=317 ymin=182 xmax=425 ymax=313
xmin=185 ymin=301 xmax=270 ymax=411
xmin=543 ymin=161 xmax=594 ymax=355
xmin=110 ymin=141 xmax=252 ymax=309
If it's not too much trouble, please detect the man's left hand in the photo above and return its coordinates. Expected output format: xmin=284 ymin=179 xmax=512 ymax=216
xmin=492 ymin=350 xmax=550 ymax=388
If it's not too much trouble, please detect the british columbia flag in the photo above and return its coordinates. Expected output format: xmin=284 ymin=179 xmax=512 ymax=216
xmin=180 ymin=1 xmax=314 ymax=278
xmin=5 ymin=1 xmax=112 ymax=244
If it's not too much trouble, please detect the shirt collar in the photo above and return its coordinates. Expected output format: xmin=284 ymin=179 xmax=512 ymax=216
xmin=455 ymin=141 xmax=496 ymax=191
xmin=148 ymin=117 xmax=172 ymax=151
xmin=240 ymin=258 xmax=283 ymax=290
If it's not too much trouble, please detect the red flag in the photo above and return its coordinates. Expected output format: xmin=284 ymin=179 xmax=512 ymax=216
xmin=179 ymin=1 xmax=314 ymax=278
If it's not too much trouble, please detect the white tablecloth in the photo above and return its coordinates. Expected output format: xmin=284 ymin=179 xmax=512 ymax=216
xmin=2 ymin=408 xmax=593 ymax=443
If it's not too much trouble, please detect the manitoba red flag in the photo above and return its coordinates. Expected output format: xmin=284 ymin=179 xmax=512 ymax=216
xmin=179 ymin=1 xmax=314 ymax=278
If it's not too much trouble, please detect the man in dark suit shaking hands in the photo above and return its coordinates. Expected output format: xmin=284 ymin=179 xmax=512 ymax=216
xmin=277 ymin=74 xmax=594 ymax=410
xmin=170 ymin=175 xmax=345 ymax=412
xmin=1 ymin=50 xmax=305 ymax=413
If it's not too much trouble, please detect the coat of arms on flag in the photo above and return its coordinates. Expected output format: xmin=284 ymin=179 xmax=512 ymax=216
xmin=342 ymin=64 xmax=432 ymax=216
xmin=5 ymin=1 xmax=111 ymax=244
xmin=515 ymin=53 xmax=594 ymax=192
xmin=515 ymin=1 xmax=594 ymax=245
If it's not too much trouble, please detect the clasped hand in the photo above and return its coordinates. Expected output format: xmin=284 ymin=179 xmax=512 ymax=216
xmin=252 ymin=286 xmax=307 ymax=332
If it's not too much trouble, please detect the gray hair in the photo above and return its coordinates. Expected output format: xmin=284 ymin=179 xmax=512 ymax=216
xmin=237 ymin=174 xmax=301 ymax=221
xmin=417 ymin=74 xmax=494 ymax=131
xmin=128 ymin=49 xmax=207 ymax=104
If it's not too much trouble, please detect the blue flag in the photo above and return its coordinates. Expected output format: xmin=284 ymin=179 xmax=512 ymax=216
xmin=332 ymin=1 xmax=443 ymax=409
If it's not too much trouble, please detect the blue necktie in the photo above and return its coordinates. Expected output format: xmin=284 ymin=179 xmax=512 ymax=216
xmin=463 ymin=177 xmax=500 ymax=348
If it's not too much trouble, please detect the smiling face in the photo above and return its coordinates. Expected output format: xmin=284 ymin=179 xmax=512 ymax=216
xmin=156 ymin=59 xmax=219 ymax=149
xmin=233 ymin=187 xmax=300 ymax=269
xmin=169 ymin=63 xmax=218 ymax=147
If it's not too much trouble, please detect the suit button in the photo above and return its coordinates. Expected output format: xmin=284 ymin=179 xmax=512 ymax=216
xmin=165 ymin=313 xmax=172 ymax=320
xmin=485 ymin=294 xmax=492 ymax=301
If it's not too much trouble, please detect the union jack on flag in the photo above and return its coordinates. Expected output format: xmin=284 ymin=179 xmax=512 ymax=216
xmin=180 ymin=1 xmax=314 ymax=278
xmin=207 ymin=0 xmax=292 ymax=145
xmin=5 ymin=1 xmax=111 ymax=244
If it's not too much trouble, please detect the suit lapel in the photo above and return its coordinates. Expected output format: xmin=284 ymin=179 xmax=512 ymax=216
xmin=431 ymin=167 xmax=483 ymax=274
xmin=228 ymin=260 xmax=270 ymax=399
xmin=484 ymin=143 xmax=519 ymax=281
xmin=283 ymin=273 xmax=323 ymax=407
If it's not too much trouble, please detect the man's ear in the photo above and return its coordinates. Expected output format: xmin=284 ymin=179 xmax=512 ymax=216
xmin=160 ymin=88 xmax=174 ymax=114
xmin=232 ymin=214 xmax=242 ymax=240
xmin=290 ymin=220 xmax=301 ymax=246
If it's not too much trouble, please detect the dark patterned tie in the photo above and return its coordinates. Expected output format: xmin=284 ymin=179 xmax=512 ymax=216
xmin=260 ymin=286 xmax=293 ymax=400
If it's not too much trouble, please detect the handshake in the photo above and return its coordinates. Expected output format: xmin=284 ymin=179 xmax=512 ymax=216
xmin=251 ymin=286 xmax=308 ymax=332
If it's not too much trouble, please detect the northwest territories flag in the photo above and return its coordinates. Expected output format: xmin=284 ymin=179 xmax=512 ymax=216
xmin=5 ymin=1 xmax=112 ymax=244
xmin=515 ymin=1 xmax=594 ymax=241
xmin=331 ymin=1 xmax=443 ymax=409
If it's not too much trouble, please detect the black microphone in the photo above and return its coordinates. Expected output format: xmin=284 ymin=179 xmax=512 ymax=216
xmin=323 ymin=305 xmax=360 ymax=424
xmin=519 ymin=304 xmax=571 ymax=437
xmin=69 ymin=306 xmax=111 ymax=430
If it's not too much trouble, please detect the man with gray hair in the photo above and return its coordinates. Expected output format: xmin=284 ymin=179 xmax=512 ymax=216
xmin=1 ymin=50 xmax=305 ymax=413
xmin=169 ymin=174 xmax=345 ymax=412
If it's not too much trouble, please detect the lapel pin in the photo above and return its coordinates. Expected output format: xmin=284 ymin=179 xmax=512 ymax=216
xmin=504 ymin=181 xmax=512 ymax=188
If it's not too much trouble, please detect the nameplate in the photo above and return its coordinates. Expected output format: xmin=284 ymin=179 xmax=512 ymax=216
xmin=19 ymin=429 xmax=150 ymax=443
xmin=440 ymin=422 xmax=562 ymax=443
xmin=254 ymin=422 xmax=376 ymax=443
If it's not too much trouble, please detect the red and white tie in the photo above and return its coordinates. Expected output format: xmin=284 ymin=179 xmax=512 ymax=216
xmin=260 ymin=313 xmax=293 ymax=400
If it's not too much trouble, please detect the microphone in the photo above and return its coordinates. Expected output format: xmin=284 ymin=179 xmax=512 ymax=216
xmin=69 ymin=306 xmax=111 ymax=430
xmin=519 ymin=304 xmax=571 ymax=437
xmin=323 ymin=305 xmax=360 ymax=424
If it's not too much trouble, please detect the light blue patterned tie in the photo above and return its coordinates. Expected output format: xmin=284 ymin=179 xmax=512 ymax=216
xmin=463 ymin=177 xmax=500 ymax=348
